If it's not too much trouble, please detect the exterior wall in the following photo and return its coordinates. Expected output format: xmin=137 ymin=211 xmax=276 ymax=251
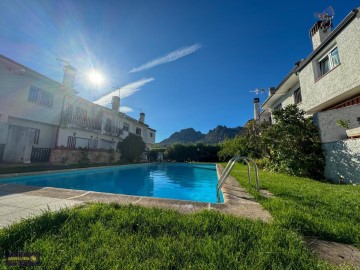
xmin=0 ymin=62 xmax=67 ymax=126
xmin=0 ymin=115 xmax=9 ymax=145
xmin=147 ymin=129 xmax=156 ymax=144
xmin=313 ymin=104 xmax=360 ymax=143
xmin=7 ymin=117 xmax=57 ymax=148
xmin=270 ymin=82 xmax=304 ymax=111
xmin=323 ymin=138 xmax=360 ymax=184
xmin=50 ymin=148 xmax=120 ymax=165
xmin=299 ymin=12 xmax=360 ymax=113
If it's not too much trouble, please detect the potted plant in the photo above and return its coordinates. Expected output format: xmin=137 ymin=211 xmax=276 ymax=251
xmin=337 ymin=117 xmax=360 ymax=139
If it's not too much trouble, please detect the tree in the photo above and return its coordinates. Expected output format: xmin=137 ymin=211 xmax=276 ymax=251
xmin=117 ymin=133 xmax=146 ymax=163
xmin=147 ymin=150 xmax=158 ymax=162
xmin=218 ymin=120 xmax=269 ymax=161
xmin=261 ymin=105 xmax=324 ymax=179
xmin=217 ymin=105 xmax=325 ymax=179
xmin=165 ymin=143 xmax=220 ymax=162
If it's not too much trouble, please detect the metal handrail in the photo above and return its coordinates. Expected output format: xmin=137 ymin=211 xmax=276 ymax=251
xmin=217 ymin=156 xmax=260 ymax=203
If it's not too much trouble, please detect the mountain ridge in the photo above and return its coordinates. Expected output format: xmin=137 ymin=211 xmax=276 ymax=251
xmin=158 ymin=125 xmax=242 ymax=146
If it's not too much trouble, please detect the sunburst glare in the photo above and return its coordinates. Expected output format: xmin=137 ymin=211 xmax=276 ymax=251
xmin=88 ymin=70 xmax=104 ymax=85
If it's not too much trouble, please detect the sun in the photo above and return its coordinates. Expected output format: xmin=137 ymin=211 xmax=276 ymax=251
xmin=88 ymin=70 xmax=104 ymax=85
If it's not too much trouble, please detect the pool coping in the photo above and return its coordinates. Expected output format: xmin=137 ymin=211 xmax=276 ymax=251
xmin=0 ymin=163 xmax=272 ymax=227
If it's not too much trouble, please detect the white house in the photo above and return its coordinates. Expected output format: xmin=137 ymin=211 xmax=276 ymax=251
xmin=0 ymin=55 xmax=156 ymax=163
xmin=254 ymin=7 xmax=360 ymax=183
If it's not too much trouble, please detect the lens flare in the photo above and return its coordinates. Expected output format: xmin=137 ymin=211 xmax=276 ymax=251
xmin=88 ymin=70 xmax=104 ymax=85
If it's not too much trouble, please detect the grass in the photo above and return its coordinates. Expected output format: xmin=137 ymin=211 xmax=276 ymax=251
xmin=0 ymin=164 xmax=358 ymax=268
xmin=230 ymin=163 xmax=360 ymax=248
xmin=0 ymin=203 xmax=332 ymax=269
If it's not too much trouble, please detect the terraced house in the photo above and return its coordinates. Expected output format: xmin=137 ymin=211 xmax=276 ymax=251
xmin=0 ymin=55 xmax=156 ymax=164
xmin=256 ymin=7 xmax=360 ymax=183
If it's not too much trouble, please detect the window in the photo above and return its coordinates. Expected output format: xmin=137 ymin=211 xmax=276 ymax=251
xmin=105 ymin=118 xmax=112 ymax=133
xmin=28 ymin=86 xmax=54 ymax=108
xmin=273 ymin=103 xmax=282 ymax=111
xmin=33 ymin=129 xmax=40 ymax=144
xmin=294 ymin=88 xmax=302 ymax=104
xmin=318 ymin=47 xmax=340 ymax=77
xmin=105 ymin=118 xmax=111 ymax=127
xmin=123 ymin=123 xmax=129 ymax=131
xmin=150 ymin=132 xmax=153 ymax=138
xmin=136 ymin=127 xmax=142 ymax=135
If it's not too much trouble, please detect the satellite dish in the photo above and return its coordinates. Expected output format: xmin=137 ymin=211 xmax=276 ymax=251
xmin=314 ymin=6 xmax=334 ymax=28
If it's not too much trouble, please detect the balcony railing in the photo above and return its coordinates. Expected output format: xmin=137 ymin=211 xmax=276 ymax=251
xmin=104 ymin=124 xmax=123 ymax=137
xmin=61 ymin=112 xmax=102 ymax=132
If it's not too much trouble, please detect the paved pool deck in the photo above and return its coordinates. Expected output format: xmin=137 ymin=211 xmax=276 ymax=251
xmin=0 ymin=164 xmax=271 ymax=228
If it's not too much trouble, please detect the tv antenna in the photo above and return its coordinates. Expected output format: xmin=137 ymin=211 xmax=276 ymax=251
xmin=249 ymin=88 xmax=266 ymax=95
xmin=314 ymin=6 xmax=334 ymax=28
xmin=56 ymin=57 xmax=71 ymax=66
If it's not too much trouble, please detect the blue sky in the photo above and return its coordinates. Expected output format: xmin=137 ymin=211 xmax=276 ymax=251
xmin=0 ymin=0 xmax=358 ymax=142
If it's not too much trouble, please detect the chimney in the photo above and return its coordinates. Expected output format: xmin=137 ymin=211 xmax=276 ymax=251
xmin=62 ymin=64 xmax=77 ymax=89
xmin=269 ymin=87 xmax=276 ymax=97
xmin=139 ymin=112 xmax=145 ymax=124
xmin=112 ymin=96 xmax=120 ymax=112
xmin=310 ymin=21 xmax=332 ymax=50
xmin=253 ymin=98 xmax=260 ymax=121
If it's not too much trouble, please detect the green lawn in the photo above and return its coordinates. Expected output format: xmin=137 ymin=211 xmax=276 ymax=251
xmin=0 ymin=204 xmax=332 ymax=269
xmin=230 ymin=163 xmax=360 ymax=248
xmin=1 ymin=164 xmax=359 ymax=269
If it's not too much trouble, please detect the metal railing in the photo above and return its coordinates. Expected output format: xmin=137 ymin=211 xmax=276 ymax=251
xmin=216 ymin=156 xmax=259 ymax=203
xmin=61 ymin=112 xmax=102 ymax=132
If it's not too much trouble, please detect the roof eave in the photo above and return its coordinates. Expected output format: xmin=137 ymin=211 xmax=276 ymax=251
xmin=295 ymin=7 xmax=359 ymax=73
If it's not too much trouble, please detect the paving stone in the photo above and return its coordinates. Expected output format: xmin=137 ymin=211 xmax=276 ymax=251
xmin=0 ymin=204 xmax=23 ymax=215
xmin=0 ymin=195 xmax=59 ymax=208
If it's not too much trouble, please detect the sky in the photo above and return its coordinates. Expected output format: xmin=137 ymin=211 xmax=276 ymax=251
xmin=0 ymin=0 xmax=359 ymax=142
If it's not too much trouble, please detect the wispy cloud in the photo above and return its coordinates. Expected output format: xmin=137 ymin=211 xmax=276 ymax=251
xmin=93 ymin=77 xmax=155 ymax=106
xmin=129 ymin=43 xmax=202 ymax=73
xmin=120 ymin=106 xmax=133 ymax=113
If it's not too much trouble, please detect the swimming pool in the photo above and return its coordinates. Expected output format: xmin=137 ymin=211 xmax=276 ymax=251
xmin=0 ymin=163 xmax=223 ymax=203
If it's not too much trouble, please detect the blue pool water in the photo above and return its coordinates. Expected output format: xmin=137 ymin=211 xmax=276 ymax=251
xmin=0 ymin=163 xmax=223 ymax=203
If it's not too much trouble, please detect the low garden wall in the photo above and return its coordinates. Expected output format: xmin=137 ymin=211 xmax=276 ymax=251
xmin=313 ymin=104 xmax=360 ymax=143
xmin=50 ymin=149 xmax=120 ymax=165
xmin=323 ymin=138 xmax=360 ymax=184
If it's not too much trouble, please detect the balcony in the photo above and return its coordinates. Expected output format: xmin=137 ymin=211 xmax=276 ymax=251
xmin=61 ymin=112 xmax=102 ymax=132
xmin=104 ymin=124 xmax=123 ymax=137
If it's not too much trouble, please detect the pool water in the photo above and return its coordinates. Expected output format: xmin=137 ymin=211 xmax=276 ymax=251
xmin=0 ymin=163 xmax=223 ymax=203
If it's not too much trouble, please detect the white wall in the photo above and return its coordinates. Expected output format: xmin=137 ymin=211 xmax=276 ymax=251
xmin=8 ymin=117 xmax=57 ymax=148
xmin=0 ymin=62 xmax=68 ymax=126
xmin=299 ymin=11 xmax=360 ymax=113
xmin=323 ymin=138 xmax=360 ymax=184
xmin=313 ymin=104 xmax=360 ymax=143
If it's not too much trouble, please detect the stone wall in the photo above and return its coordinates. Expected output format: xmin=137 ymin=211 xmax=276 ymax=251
xmin=313 ymin=104 xmax=360 ymax=143
xmin=323 ymin=138 xmax=360 ymax=184
xmin=50 ymin=148 xmax=120 ymax=165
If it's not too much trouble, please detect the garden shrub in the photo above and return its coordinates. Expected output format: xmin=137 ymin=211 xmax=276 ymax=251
xmin=117 ymin=133 xmax=146 ymax=163
xmin=165 ymin=143 xmax=220 ymax=162
xmin=218 ymin=105 xmax=325 ymax=179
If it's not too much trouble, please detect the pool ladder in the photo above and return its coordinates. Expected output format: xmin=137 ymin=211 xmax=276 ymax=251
xmin=216 ymin=156 xmax=259 ymax=203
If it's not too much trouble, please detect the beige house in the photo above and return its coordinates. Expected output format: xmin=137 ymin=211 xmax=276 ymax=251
xmin=0 ymin=55 xmax=156 ymax=163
